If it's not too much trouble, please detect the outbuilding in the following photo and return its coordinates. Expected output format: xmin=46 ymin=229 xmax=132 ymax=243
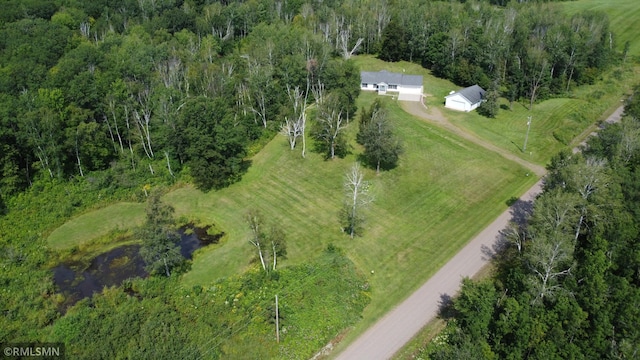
xmin=360 ymin=70 xmax=423 ymax=102
xmin=444 ymin=85 xmax=486 ymax=112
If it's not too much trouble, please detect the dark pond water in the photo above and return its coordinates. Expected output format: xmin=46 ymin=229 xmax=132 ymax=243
xmin=53 ymin=224 xmax=222 ymax=309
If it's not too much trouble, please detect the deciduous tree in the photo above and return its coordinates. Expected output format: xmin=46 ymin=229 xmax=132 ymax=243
xmin=245 ymin=209 xmax=287 ymax=272
xmin=312 ymin=92 xmax=347 ymax=159
xmin=341 ymin=163 xmax=372 ymax=238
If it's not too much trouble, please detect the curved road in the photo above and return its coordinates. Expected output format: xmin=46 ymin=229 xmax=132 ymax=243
xmin=331 ymin=104 xmax=624 ymax=360
xmin=399 ymin=101 xmax=546 ymax=176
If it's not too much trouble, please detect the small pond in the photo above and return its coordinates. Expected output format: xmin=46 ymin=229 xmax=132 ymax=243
xmin=53 ymin=224 xmax=222 ymax=310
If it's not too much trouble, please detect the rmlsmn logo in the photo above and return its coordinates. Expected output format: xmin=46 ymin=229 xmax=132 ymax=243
xmin=2 ymin=343 xmax=65 ymax=359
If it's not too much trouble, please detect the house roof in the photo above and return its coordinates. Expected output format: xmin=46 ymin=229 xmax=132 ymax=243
xmin=361 ymin=70 xmax=423 ymax=87
xmin=445 ymin=85 xmax=486 ymax=104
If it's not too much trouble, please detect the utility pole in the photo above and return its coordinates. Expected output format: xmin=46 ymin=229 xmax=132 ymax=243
xmin=275 ymin=295 xmax=280 ymax=343
xmin=523 ymin=115 xmax=532 ymax=152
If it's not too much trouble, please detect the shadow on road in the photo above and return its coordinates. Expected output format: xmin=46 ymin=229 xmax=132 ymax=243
xmin=482 ymin=196 xmax=535 ymax=261
xmin=437 ymin=293 xmax=455 ymax=320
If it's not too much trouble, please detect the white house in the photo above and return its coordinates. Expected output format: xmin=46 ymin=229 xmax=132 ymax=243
xmin=444 ymin=85 xmax=486 ymax=112
xmin=360 ymin=70 xmax=423 ymax=102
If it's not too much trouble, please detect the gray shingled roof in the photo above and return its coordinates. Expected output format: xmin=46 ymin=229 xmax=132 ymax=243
xmin=448 ymin=85 xmax=486 ymax=104
xmin=360 ymin=70 xmax=423 ymax=87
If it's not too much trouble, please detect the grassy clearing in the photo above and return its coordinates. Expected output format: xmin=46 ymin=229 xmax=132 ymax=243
xmin=47 ymin=202 xmax=145 ymax=250
xmin=50 ymin=56 xmax=537 ymax=352
xmin=561 ymin=0 xmax=640 ymax=57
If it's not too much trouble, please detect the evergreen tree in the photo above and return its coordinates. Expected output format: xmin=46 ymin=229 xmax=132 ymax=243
xmin=357 ymin=99 xmax=384 ymax=145
xmin=138 ymin=192 xmax=183 ymax=277
xmin=478 ymin=82 xmax=500 ymax=118
xmin=378 ymin=18 xmax=407 ymax=62
xmin=359 ymin=106 xmax=403 ymax=173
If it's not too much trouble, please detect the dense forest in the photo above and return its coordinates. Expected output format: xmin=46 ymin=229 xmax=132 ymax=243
xmin=0 ymin=0 xmax=618 ymax=202
xmin=422 ymin=89 xmax=640 ymax=358
xmin=0 ymin=0 xmax=634 ymax=358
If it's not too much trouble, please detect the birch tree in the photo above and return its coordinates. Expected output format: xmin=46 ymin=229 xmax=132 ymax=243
xmin=566 ymin=157 xmax=608 ymax=241
xmin=246 ymin=209 xmax=267 ymax=271
xmin=245 ymin=209 xmax=287 ymax=272
xmin=281 ymin=85 xmax=307 ymax=151
xmin=246 ymin=59 xmax=273 ymax=129
xmin=502 ymin=221 xmax=527 ymax=254
xmin=312 ymin=93 xmax=347 ymax=159
xmin=618 ymin=118 xmax=640 ymax=163
xmin=19 ymin=88 xmax=66 ymax=179
xmin=338 ymin=28 xmax=364 ymax=60
xmin=526 ymin=38 xmax=549 ymax=110
xmin=526 ymin=230 xmax=574 ymax=305
xmin=341 ymin=163 xmax=372 ymax=238
xmin=131 ymin=86 xmax=155 ymax=159
xmin=526 ymin=189 xmax=579 ymax=304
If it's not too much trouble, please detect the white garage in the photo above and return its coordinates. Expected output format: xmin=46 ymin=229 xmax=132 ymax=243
xmin=444 ymin=85 xmax=486 ymax=112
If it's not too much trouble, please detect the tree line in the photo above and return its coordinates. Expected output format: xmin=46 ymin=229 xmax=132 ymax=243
xmin=379 ymin=1 xmax=616 ymax=112
xmin=423 ymin=87 xmax=640 ymax=359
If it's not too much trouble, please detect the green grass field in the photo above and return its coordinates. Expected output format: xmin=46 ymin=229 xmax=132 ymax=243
xmin=164 ymin=92 xmax=536 ymax=336
xmin=46 ymin=89 xmax=536 ymax=339
xmin=561 ymin=0 xmax=640 ymax=57
xmin=46 ymin=49 xmax=634 ymax=353
xmin=445 ymin=65 xmax=639 ymax=165
xmin=47 ymin=202 xmax=145 ymax=250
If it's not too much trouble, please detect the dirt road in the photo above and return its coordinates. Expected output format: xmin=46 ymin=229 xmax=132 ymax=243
xmin=400 ymin=101 xmax=546 ymax=176
xmin=331 ymin=104 xmax=625 ymax=360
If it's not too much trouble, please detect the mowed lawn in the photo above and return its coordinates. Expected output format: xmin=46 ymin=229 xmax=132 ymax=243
xmin=47 ymin=202 xmax=145 ymax=250
xmin=561 ymin=0 xmax=640 ymax=57
xmin=165 ymin=92 xmax=537 ymax=330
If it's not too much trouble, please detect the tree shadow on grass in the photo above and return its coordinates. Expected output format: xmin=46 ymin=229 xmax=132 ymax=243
xmin=355 ymin=153 xmax=400 ymax=173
